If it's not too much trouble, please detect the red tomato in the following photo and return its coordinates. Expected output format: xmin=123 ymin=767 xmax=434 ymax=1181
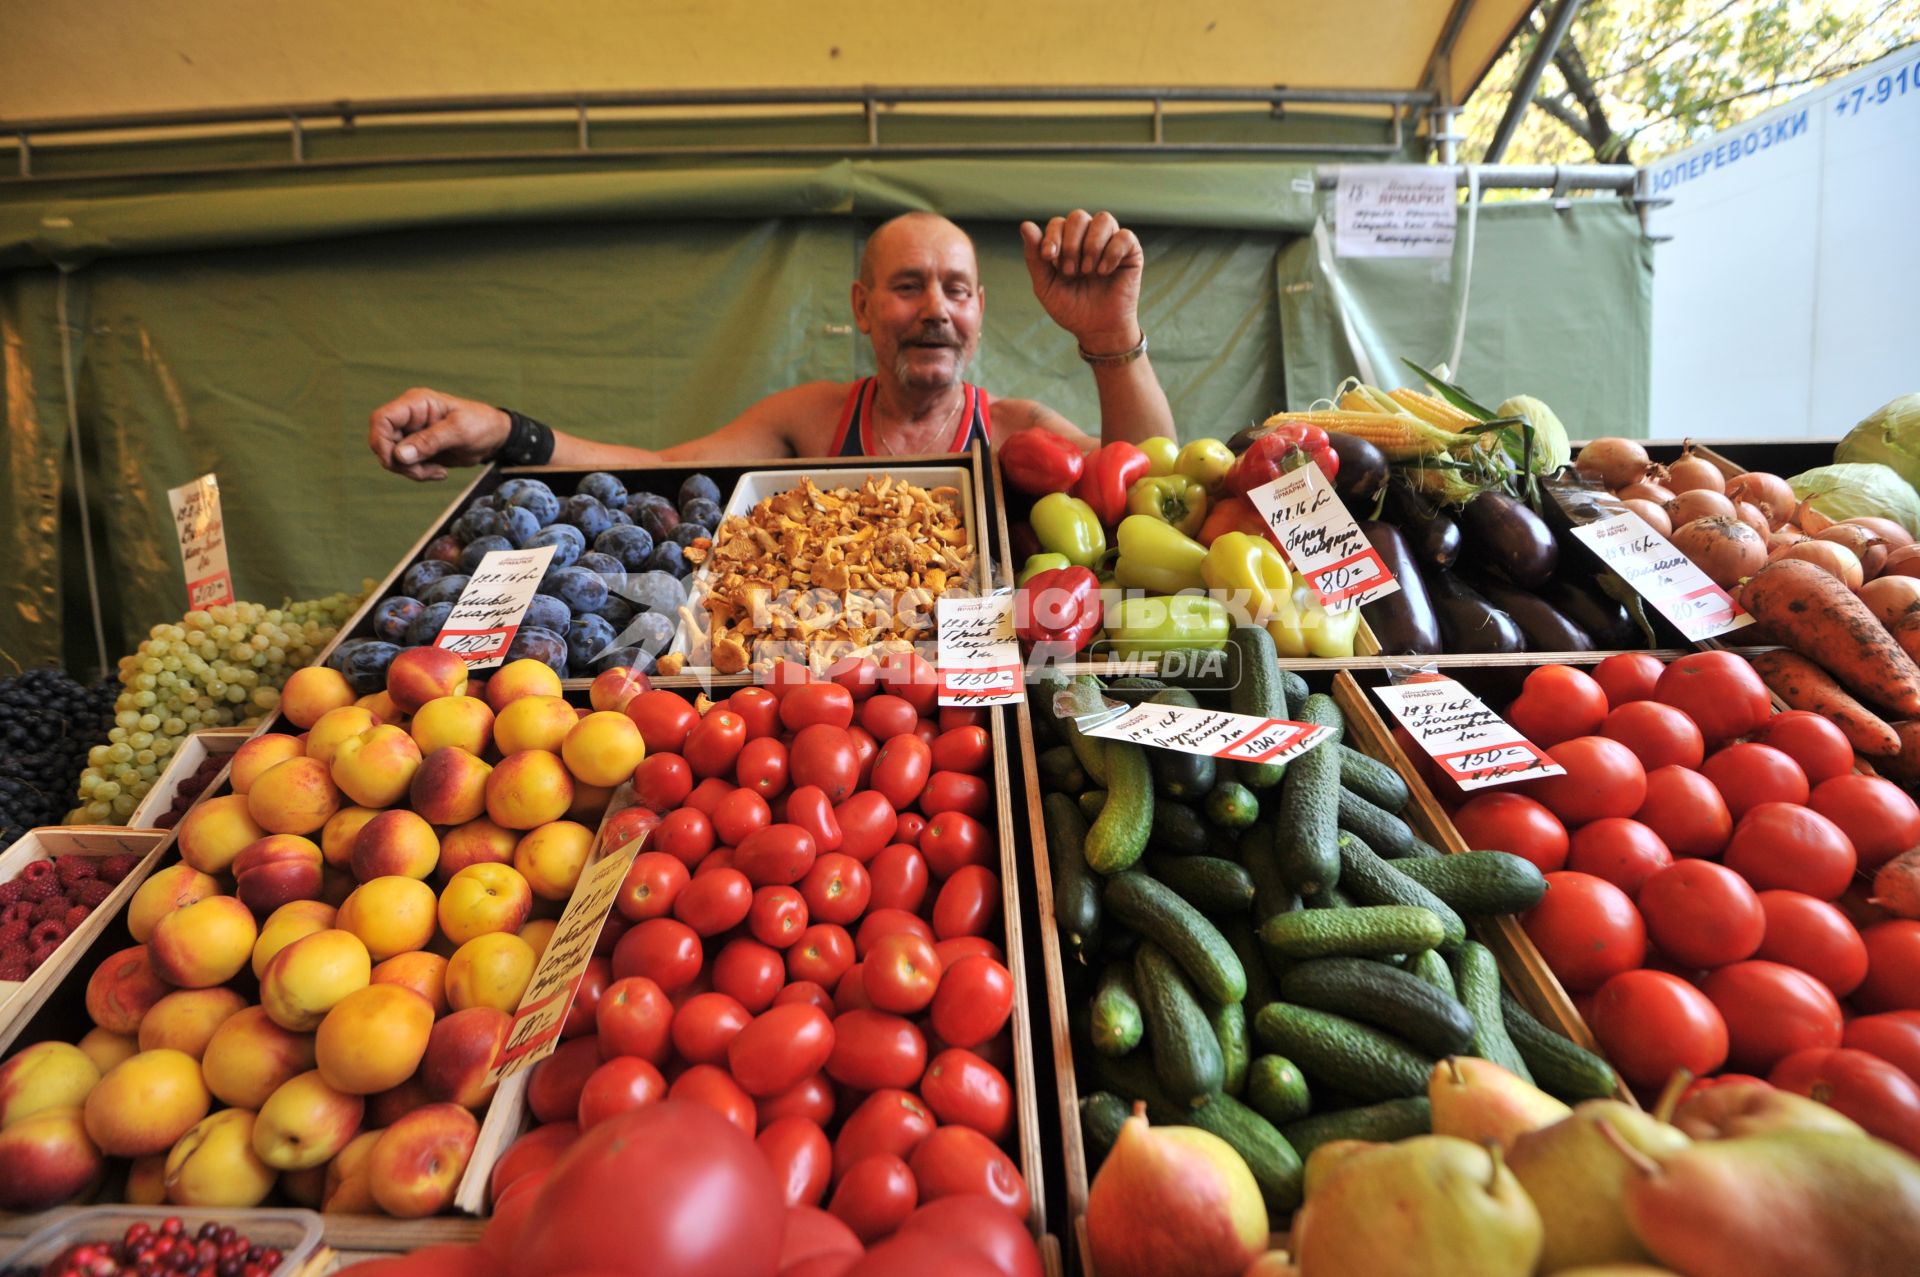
xmin=939 ymin=707 xmax=989 ymax=732
xmin=829 ymin=1009 xmax=928 ymax=1091
xmin=1654 ymin=651 xmax=1771 ymax=745
xmin=695 ymin=848 xmax=737 ymax=876
xmin=1527 ymin=736 xmax=1646 ymax=828
xmin=577 ymin=1056 xmax=667 ymax=1130
xmin=673 ymin=866 xmax=753 ymax=937
xmin=1810 ymin=774 xmax=1920 ymax=870
xmin=617 ymin=851 xmax=690 ymax=922
xmin=775 ymin=981 xmax=836 ymax=1018
xmin=871 ymin=735 xmax=934 ymax=809
xmin=931 ymin=956 xmax=1014 ymax=1049
xmin=1600 ymin=700 xmax=1705 ymax=772
xmin=595 ymin=915 xmax=631 ymax=960
xmin=1566 ymin=818 xmax=1672 ymax=899
xmin=1856 ymin=921 xmax=1920 ymax=1012
xmin=868 ymin=845 xmax=931 ymax=912
xmin=731 ymin=1003 xmax=837 ymax=1097
xmin=632 ymin=753 xmax=694 ymax=812
xmin=860 ymin=695 xmax=920 ymax=743
xmin=763 ymin=660 xmax=814 ymax=697
xmin=1635 ymin=765 xmax=1734 ymax=860
xmin=835 ymin=791 xmax=899 ymax=863
xmin=625 ymin=690 xmax=699 ymax=755
xmin=834 ymin=1089 xmax=937 ymax=1179
xmin=913 ymin=720 xmax=940 ymax=749
xmin=864 ymin=932 xmax=944 ymax=1014
xmin=712 ymin=788 xmax=773 ymax=847
xmin=1506 ymin=665 xmax=1610 ymax=748
xmin=1591 ymin=968 xmax=1730 ymax=1090
xmin=750 ymin=885 xmax=810 ymax=950
xmin=894 ymin=812 xmax=927 ymax=846
xmin=1758 ymin=711 xmax=1856 ymax=785
xmin=828 ymin=655 xmax=882 ymax=704
xmin=758 ymin=1117 xmax=833 ymax=1208
xmin=848 ymin=726 xmax=880 ymax=792
xmin=856 ymin=908 xmax=937 ymax=959
xmin=1592 ymin=652 xmax=1666 ymax=708
xmin=892 ymin=1197 xmax=1044 ymax=1277
xmin=685 ymin=710 xmax=749 ymax=779
xmin=829 ymin=1154 xmax=918 ymax=1244
xmin=713 ymin=937 xmax=787 ymax=1013
xmin=685 ymin=777 xmax=737 ymax=817
xmin=527 ymin=1036 xmax=602 ymax=1124
xmin=836 ymin=963 xmax=875 ymax=1014
xmin=908 ymin=1126 xmax=1028 ymax=1220
xmin=934 ymin=865 xmax=1002 ymax=940
xmin=920 ymin=812 xmax=994 ymax=878
xmin=667 ymin=1064 xmax=758 ymax=1138
xmin=878 ymin=650 xmax=940 ymax=716
xmin=1702 ymin=743 xmax=1810 ymax=821
xmin=597 ymin=976 xmax=673 ymax=1065
xmin=734 ymin=736 xmax=790 ymax=799
xmin=787 ymin=785 xmax=845 ymax=856
xmin=562 ymin=956 xmax=612 ymax=1039
xmin=783 ymin=683 xmax=857 ymax=733
xmin=932 ymin=726 xmax=992 ymax=775
xmin=934 ymin=936 xmax=1004 ymax=968
xmin=801 ymin=852 xmax=872 ymax=926
xmin=490 ymin=1122 xmax=576 ymax=1202
xmin=1756 ymin=890 xmax=1870 ymax=997
xmin=920 ymin=1048 xmax=1013 ymax=1141
xmin=601 ymin=807 xmax=661 ymax=860
xmin=1702 ymin=960 xmax=1844 ymax=1074
xmin=1843 ymin=1011 xmax=1920 ymax=1084
xmin=613 ymin=918 xmax=704 ymax=991
xmin=736 ymin=823 xmax=820 ymax=887
xmin=788 ymin=923 xmax=857 ymax=987
xmin=1450 ymin=793 xmax=1569 ymax=873
xmin=1723 ymin=803 xmax=1858 ymax=900
xmin=761 ymin=1072 xmax=838 ymax=1130
xmin=727 ymin=686 xmax=782 ymax=741
xmin=791 ymin=725 xmax=862 ymax=803
xmin=1771 ymin=1046 xmax=1920 ymax=1155
xmin=652 ymin=808 xmax=716 ymax=869
xmin=921 ymin=772 xmax=992 ymax=821
xmin=1522 ymin=871 xmax=1647 ymax=992
xmin=672 ymin=991 xmax=751 ymax=1065
xmin=1639 ymin=859 xmax=1765 ymax=969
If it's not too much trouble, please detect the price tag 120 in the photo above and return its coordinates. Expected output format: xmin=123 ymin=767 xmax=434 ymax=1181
xmin=1372 ymin=677 xmax=1565 ymax=791
xmin=1245 ymin=464 xmax=1399 ymax=609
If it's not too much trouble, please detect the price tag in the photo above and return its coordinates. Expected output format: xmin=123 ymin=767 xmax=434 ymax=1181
xmin=1246 ymin=465 xmax=1399 ymax=609
xmin=433 ymin=545 xmax=558 ymax=670
xmin=489 ymin=834 xmax=646 ymax=1084
xmin=167 ymin=474 xmax=233 ymax=610
xmin=1076 ymin=700 xmax=1333 ymax=765
xmin=937 ymin=591 xmax=1024 ymax=706
xmin=1568 ymin=512 xmax=1755 ymax=642
xmin=1373 ymin=677 xmax=1565 ymax=790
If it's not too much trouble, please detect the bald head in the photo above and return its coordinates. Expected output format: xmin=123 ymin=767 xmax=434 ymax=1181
xmin=859 ymin=212 xmax=976 ymax=287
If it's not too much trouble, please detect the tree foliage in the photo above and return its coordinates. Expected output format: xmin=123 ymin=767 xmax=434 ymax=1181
xmin=1462 ymin=0 xmax=1920 ymax=164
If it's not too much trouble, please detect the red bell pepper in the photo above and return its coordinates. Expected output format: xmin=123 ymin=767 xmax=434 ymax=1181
xmin=1072 ymin=441 xmax=1151 ymax=527
xmin=1197 ymin=494 xmax=1280 ymax=548
xmin=998 ymin=428 xmax=1086 ymax=497
xmin=1224 ymin=422 xmax=1339 ymax=497
xmin=1017 ymin=566 xmax=1103 ymax=654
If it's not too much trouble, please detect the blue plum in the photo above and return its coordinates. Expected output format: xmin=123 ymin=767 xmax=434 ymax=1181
xmin=421 ymin=575 xmax=471 ymax=606
xmin=622 ymin=611 xmax=676 ymax=655
xmin=560 ymin=494 xmax=614 ymax=542
xmin=328 ymin=639 xmax=402 ymax=695
xmin=596 ymin=595 xmax=637 ymax=633
xmin=543 ymin=566 xmax=609 ymax=615
xmin=524 ymin=594 xmax=572 ymax=636
xmin=625 ymin=491 xmax=674 ymax=523
xmin=576 ymin=552 xmax=628 ymax=596
xmin=671 ymin=524 xmax=709 ymax=550
xmin=468 ymin=494 xmax=498 ymax=511
xmin=628 ymin=571 xmax=686 ymax=616
xmin=502 ymin=504 xmax=542 ymax=547
xmin=566 ymin=615 xmax=618 ymax=672
xmin=594 ymin=525 xmax=655 ymax=572
xmin=400 ymin=559 xmax=457 ymax=598
xmin=595 ymin=646 xmax=655 ymax=677
xmin=459 ymin=535 xmax=514 ymax=574
xmin=637 ymin=503 xmax=680 ymax=543
xmin=606 ymin=509 xmax=634 ymax=527
xmin=503 ymin=479 xmax=560 ymax=527
xmin=645 ymin=542 xmax=686 ymax=577
xmin=678 ymin=474 xmax=722 ymax=510
xmin=506 ymin=626 xmax=568 ymax=676
xmin=577 ymin=472 xmax=629 ymax=510
xmin=679 ymin=497 xmax=722 ymax=530
xmin=372 ymin=596 xmax=425 ymax=643
xmin=405 ymin=601 xmax=454 ymax=646
xmin=524 ymin=524 xmax=584 ymax=569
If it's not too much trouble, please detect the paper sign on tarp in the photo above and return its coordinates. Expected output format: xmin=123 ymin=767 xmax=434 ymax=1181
xmin=1335 ymin=166 xmax=1457 ymax=259
xmin=937 ymin=590 xmax=1024 ymax=706
xmin=167 ymin=474 xmax=233 ymax=611
xmin=1568 ymin=511 xmax=1755 ymax=643
xmin=1075 ymin=699 xmax=1333 ymax=766
xmin=488 ymin=834 xmax=646 ymax=1084
xmin=1246 ymin=465 xmax=1399 ymax=609
xmin=434 ymin=544 xmax=558 ymax=671
xmin=1373 ymin=677 xmax=1566 ymax=790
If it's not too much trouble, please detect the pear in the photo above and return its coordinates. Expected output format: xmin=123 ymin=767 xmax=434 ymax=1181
xmin=1293 ymin=1135 xmax=1542 ymax=1277
xmin=1428 ymin=1056 xmax=1571 ymax=1151
xmin=1623 ymin=1129 xmax=1920 ymax=1277
xmin=1508 ymin=1100 xmax=1690 ymax=1272
xmin=1301 ymin=1139 xmax=1380 ymax=1197
xmin=1670 ymin=1079 xmax=1865 ymax=1141
xmin=1551 ymin=1268 xmax=1683 ymax=1276
xmin=1087 ymin=1102 xmax=1269 ymax=1277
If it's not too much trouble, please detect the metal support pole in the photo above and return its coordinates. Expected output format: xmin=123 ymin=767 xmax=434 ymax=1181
xmin=1484 ymin=0 xmax=1585 ymax=164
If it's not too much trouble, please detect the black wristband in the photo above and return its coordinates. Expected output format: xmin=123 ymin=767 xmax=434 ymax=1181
xmin=496 ymin=408 xmax=556 ymax=466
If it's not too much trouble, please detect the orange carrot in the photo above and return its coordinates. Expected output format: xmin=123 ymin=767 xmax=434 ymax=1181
xmin=1738 ymin=559 xmax=1920 ymax=718
xmin=1749 ymin=650 xmax=1901 ymax=757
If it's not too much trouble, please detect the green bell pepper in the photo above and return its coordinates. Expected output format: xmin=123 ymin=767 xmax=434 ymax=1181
xmin=1126 ymin=475 xmax=1209 ymax=538
xmin=1106 ymin=595 xmax=1231 ymax=656
xmin=1112 ymin=515 xmax=1208 ymax=594
xmin=1017 ymin=552 xmax=1071 ymax=587
xmin=1200 ymin=532 xmax=1292 ymax=624
xmin=1176 ymin=438 xmax=1235 ymax=489
xmin=1139 ymin=436 xmax=1180 ymax=477
xmin=1031 ymin=493 xmax=1107 ymax=568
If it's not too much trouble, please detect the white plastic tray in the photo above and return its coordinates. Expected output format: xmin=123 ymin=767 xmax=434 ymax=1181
xmin=127 ymin=727 xmax=252 ymax=829
xmin=1 ymin=1206 xmax=324 ymax=1276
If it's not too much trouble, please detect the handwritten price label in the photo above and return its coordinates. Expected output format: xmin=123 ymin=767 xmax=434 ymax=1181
xmin=936 ymin=591 xmax=1024 ymax=707
xmin=1077 ymin=700 xmax=1334 ymax=765
xmin=1246 ymin=465 xmax=1398 ymax=609
xmin=167 ymin=474 xmax=233 ymax=611
xmin=1373 ymin=678 xmax=1565 ymax=790
xmin=1568 ymin=512 xmax=1754 ymax=643
xmin=433 ymin=544 xmax=558 ymax=671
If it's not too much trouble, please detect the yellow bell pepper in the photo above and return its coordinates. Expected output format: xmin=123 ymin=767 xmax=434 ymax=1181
xmin=1112 ymin=515 xmax=1208 ymax=595
xmin=1268 ymin=585 xmax=1362 ymax=659
xmin=1200 ymin=532 xmax=1292 ymax=626
xmin=1176 ymin=438 xmax=1235 ymax=489
xmin=1126 ymin=475 xmax=1209 ymax=538
xmin=1139 ymin=436 xmax=1179 ymax=477
xmin=1017 ymin=552 xmax=1071 ymax=587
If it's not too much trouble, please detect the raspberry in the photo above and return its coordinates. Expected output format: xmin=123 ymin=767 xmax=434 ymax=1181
xmin=30 ymin=899 xmax=65 ymax=924
xmin=19 ymin=860 xmax=54 ymax=883
xmin=0 ymin=921 xmax=26 ymax=949
xmin=0 ymin=955 xmax=27 ymax=981
xmin=0 ymin=880 xmax=22 ymax=905
xmin=98 ymin=854 xmax=141 ymax=884
xmin=26 ymin=941 xmax=58 ymax=970
xmin=63 ymin=905 xmax=91 ymax=931
xmin=54 ymin=855 xmax=97 ymax=885
xmin=0 ymin=903 xmax=29 ymax=928
xmin=20 ymin=874 xmax=59 ymax=902
xmin=29 ymin=920 xmax=68 ymax=950
xmin=71 ymin=879 xmax=112 ymax=907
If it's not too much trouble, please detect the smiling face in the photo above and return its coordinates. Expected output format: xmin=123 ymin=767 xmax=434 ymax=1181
xmin=852 ymin=214 xmax=984 ymax=394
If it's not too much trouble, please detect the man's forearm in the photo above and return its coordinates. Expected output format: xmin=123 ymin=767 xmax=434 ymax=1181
xmin=1090 ymin=354 xmax=1177 ymax=447
xmin=548 ymin=430 xmax=666 ymax=469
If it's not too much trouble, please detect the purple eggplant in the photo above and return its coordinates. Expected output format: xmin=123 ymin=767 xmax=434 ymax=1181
xmin=1460 ymin=491 xmax=1559 ymax=588
xmin=1358 ymin=520 xmax=1442 ymax=655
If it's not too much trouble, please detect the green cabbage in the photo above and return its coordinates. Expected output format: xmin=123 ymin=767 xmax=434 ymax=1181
xmin=1496 ymin=394 xmax=1572 ymax=474
xmin=1836 ymin=394 xmax=1920 ymax=490
xmin=1788 ymin=462 xmax=1920 ymax=535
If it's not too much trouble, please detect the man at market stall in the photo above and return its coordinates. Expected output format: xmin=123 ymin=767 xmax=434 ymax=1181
xmin=367 ymin=209 xmax=1175 ymax=475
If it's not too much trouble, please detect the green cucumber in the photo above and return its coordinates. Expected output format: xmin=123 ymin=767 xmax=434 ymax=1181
xmin=1278 ymin=669 xmax=1311 ymax=718
xmin=1038 ymin=744 xmax=1089 ymax=795
xmin=1149 ymin=801 xmax=1211 ymax=858
xmin=1281 ymin=1097 xmax=1432 ymax=1162
xmin=1086 ymin=739 xmax=1154 ymax=874
xmin=1080 ymin=1091 xmax=1131 ymax=1169
xmin=1222 ymin=915 xmax=1278 ymax=1018
xmin=1106 ymin=676 xmax=1170 ymax=702
xmin=1135 ymin=942 xmax=1224 ymax=1106
xmin=1501 ymin=990 xmax=1619 ymax=1101
xmin=1090 ymin=962 xmax=1145 ymax=1056
xmin=1405 ymin=948 xmax=1458 ymax=999
xmin=1145 ymin=689 xmax=1217 ymax=799
xmin=1240 ymin=822 xmax=1301 ymax=930
xmin=1274 ymin=695 xmax=1344 ymax=896
xmin=1227 ymin=625 xmax=1289 ymax=789
xmin=1045 ymin=793 xmax=1101 ymax=964
xmin=1337 ymin=788 xmax=1425 ymax=860
xmin=1247 ymin=1054 xmax=1312 ymax=1125
xmin=1335 ymin=833 xmax=1467 ymax=950
xmin=1304 ymin=885 xmax=1356 ymax=910
xmin=1103 ymin=871 xmax=1247 ymax=1004
xmin=1079 ymin=789 xmax=1108 ymax=824
xmin=1147 ymin=855 xmax=1256 ymax=916
xmin=1211 ymin=998 xmax=1251 ymax=1097
xmin=1259 ymin=905 xmax=1445 ymax=961
xmin=1391 ymin=851 xmax=1549 ymax=914
xmin=1252 ymin=1003 xmax=1436 ymax=1102
xmin=1205 ymin=781 xmax=1260 ymax=830
xmin=1277 ymin=957 xmax=1476 ymax=1058
xmin=1449 ymin=941 xmax=1532 ymax=1081
xmin=1338 ymin=746 xmax=1410 ymax=813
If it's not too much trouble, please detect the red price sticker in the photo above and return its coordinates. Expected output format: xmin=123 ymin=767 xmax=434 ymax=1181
xmin=1077 ymin=700 xmax=1334 ymax=765
xmin=1373 ymin=678 xmax=1564 ymax=792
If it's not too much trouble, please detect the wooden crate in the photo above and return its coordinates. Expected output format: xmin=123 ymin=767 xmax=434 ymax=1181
xmin=127 ymin=728 xmax=253 ymax=830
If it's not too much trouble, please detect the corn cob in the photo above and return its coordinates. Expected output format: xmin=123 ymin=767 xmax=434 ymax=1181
xmin=1401 ymin=465 xmax=1487 ymax=505
xmin=1338 ymin=382 xmax=1409 ymax=416
xmin=1263 ymin=411 xmax=1478 ymax=462
xmin=1388 ymin=388 xmax=1480 ymax=430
